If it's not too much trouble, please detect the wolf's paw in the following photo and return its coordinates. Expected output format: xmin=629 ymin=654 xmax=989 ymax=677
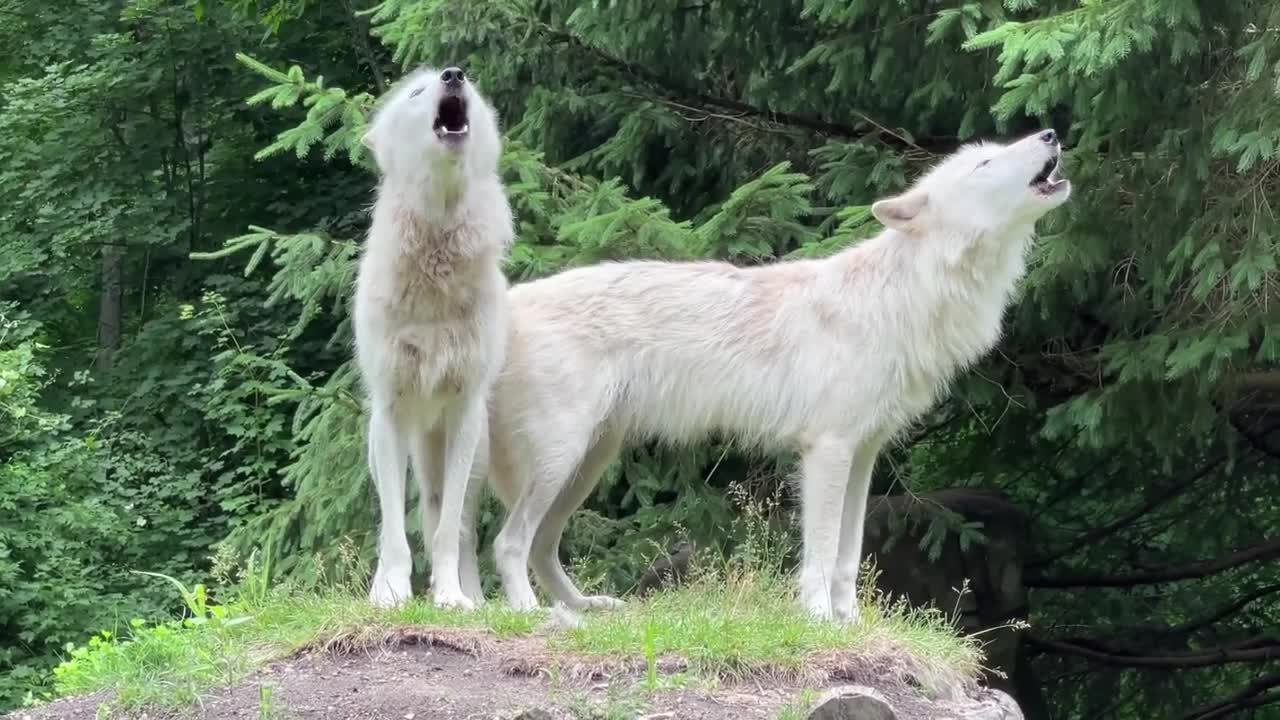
xmin=799 ymin=591 xmax=834 ymax=622
xmin=545 ymin=603 xmax=584 ymax=630
xmin=369 ymin=573 xmax=412 ymax=609
xmin=505 ymin=590 xmax=540 ymax=612
xmin=833 ymin=604 xmax=860 ymax=625
xmin=581 ymin=595 xmax=626 ymax=611
xmin=433 ymin=587 xmax=477 ymax=611
xmin=461 ymin=573 xmax=485 ymax=607
xmin=831 ymin=584 xmax=859 ymax=624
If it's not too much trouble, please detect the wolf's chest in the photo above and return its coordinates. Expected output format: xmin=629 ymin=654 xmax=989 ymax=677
xmin=882 ymin=293 xmax=1008 ymax=421
xmin=392 ymin=219 xmax=486 ymax=286
xmin=361 ymin=234 xmax=488 ymax=320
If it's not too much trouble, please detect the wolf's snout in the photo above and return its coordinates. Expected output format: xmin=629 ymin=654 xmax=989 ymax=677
xmin=1038 ymin=129 xmax=1057 ymax=145
xmin=441 ymin=67 xmax=465 ymax=89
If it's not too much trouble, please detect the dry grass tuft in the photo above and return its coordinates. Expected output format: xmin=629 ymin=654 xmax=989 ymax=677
xmin=302 ymin=625 xmax=495 ymax=657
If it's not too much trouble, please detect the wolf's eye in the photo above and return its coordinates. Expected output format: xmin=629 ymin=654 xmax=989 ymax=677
xmin=409 ymin=87 xmax=425 ymax=98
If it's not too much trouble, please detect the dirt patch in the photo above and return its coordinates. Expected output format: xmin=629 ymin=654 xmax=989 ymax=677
xmin=6 ymin=631 xmax=983 ymax=720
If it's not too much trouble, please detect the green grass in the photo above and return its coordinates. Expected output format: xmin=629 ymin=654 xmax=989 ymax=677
xmin=49 ymin=590 xmax=543 ymax=709
xmin=559 ymin=567 xmax=981 ymax=686
xmin=44 ymin=561 xmax=981 ymax=715
xmin=773 ymin=688 xmax=818 ymax=720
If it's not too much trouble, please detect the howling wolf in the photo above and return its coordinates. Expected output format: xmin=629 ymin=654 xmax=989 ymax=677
xmin=354 ymin=66 xmax=511 ymax=610
xmin=482 ymin=130 xmax=1070 ymax=620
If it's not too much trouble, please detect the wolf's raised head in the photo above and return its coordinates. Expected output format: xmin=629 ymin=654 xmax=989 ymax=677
xmin=871 ymin=130 xmax=1070 ymax=240
xmin=362 ymin=65 xmax=501 ymax=194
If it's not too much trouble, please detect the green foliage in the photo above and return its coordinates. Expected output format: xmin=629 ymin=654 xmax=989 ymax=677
xmin=0 ymin=309 xmax=227 ymax=707
xmin=0 ymin=0 xmax=349 ymax=708
xmin=237 ymin=52 xmax=375 ymax=164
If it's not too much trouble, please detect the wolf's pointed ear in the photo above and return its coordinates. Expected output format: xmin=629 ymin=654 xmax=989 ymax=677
xmin=871 ymin=190 xmax=928 ymax=232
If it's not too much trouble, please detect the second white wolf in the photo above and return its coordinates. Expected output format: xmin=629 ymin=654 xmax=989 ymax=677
xmin=481 ymin=130 xmax=1072 ymax=620
xmin=354 ymin=66 xmax=511 ymax=610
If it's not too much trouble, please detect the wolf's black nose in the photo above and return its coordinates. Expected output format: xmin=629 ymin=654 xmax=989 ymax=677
xmin=1039 ymin=129 xmax=1057 ymax=144
xmin=441 ymin=67 xmax=465 ymax=88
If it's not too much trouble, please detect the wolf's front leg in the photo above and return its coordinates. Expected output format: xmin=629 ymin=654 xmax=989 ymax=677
xmin=430 ymin=393 xmax=485 ymax=610
xmin=830 ymin=436 xmax=886 ymax=622
xmin=797 ymin=435 xmax=855 ymax=620
xmin=368 ymin=408 xmax=413 ymax=608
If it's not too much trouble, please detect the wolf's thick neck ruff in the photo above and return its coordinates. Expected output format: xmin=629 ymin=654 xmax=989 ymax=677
xmin=380 ymin=169 xmax=470 ymax=224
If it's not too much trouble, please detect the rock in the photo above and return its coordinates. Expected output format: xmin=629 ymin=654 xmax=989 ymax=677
xmin=636 ymin=539 xmax=695 ymax=596
xmin=863 ymin=489 xmax=1030 ymax=700
xmin=939 ymin=688 xmax=1024 ymax=720
xmin=808 ymin=685 xmax=896 ymax=720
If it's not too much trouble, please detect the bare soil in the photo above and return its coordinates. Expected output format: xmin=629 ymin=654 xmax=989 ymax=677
xmin=6 ymin=628 xmax=974 ymax=720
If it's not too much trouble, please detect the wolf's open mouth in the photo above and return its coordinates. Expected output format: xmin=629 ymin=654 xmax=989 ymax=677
xmin=1030 ymin=156 xmax=1068 ymax=195
xmin=433 ymin=96 xmax=469 ymax=140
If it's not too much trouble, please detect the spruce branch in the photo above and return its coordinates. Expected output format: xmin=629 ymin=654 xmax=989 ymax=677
xmin=536 ymin=23 xmax=948 ymax=155
xmin=1027 ymin=535 xmax=1280 ymax=588
xmin=1029 ymin=453 xmax=1227 ymax=568
xmin=1181 ymin=673 xmax=1280 ymax=720
xmin=1027 ymin=634 xmax=1280 ymax=668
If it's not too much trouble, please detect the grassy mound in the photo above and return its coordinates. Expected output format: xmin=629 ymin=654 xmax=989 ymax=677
xmin=42 ymin=561 xmax=982 ymax=715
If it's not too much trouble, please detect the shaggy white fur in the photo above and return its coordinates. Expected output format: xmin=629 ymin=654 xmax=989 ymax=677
xmin=482 ymin=129 xmax=1071 ymax=620
xmin=353 ymin=66 xmax=512 ymax=610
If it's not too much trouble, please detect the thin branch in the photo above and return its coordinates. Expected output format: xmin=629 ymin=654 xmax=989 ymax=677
xmin=538 ymin=23 xmax=951 ymax=154
xmin=1075 ymin=583 xmax=1280 ymax=642
xmin=619 ymin=91 xmax=795 ymax=136
xmin=1027 ymin=536 xmax=1280 ymax=588
xmin=1172 ymin=583 xmax=1280 ymax=635
xmin=1229 ymin=412 xmax=1280 ymax=460
xmin=1030 ymin=450 xmax=1112 ymax=520
xmin=903 ymin=408 xmax=962 ymax=445
xmin=1026 ymin=634 xmax=1280 ymax=668
xmin=1030 ymin=454 xmax=1226 ymax=568
xmin=342 ymin=0 xmax=385 ymax=93
xmin=1239 ymin=371 xmax=1280 ymax=393
xmin=1181 ymin=673 xmax=1280 ymax=720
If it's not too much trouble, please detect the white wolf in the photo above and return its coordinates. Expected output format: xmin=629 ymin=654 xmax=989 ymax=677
xmin=354 ymin=66 xmax=512 ymax=610
xmin=482 ymin=129 xmax=1071 ymax=620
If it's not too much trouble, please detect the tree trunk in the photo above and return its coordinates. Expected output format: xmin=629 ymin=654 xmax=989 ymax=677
xmin=95 ymin=244 xmax=124 ymax=373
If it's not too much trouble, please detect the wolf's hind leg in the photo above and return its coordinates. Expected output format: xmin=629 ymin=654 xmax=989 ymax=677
xmin=529 ymin=428 xmax=626 ymax=611
xmin=493 ymin=433 xmax=591 ymax=611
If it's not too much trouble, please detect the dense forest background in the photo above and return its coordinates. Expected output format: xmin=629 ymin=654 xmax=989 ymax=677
xmin=1 ymin=0 xmax=1278 ymax=718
